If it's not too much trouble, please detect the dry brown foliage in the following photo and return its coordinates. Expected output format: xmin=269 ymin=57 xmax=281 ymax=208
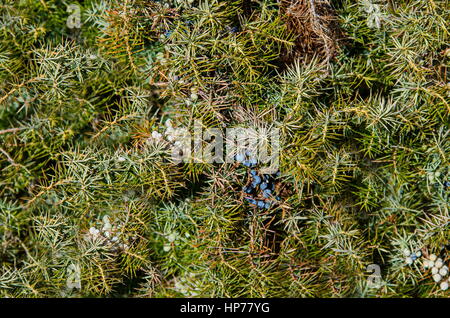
xmin=280 ymin=0 xmax=342 ymax=65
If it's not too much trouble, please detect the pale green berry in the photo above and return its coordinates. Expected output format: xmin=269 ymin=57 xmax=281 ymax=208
xmin=89 ymin=227 xmax=99 ymax=236
xmin=168 ymin=232 xmax=177 ymax=243
xmin=439 ymin=267 xmax=448 ymax=276
xmin=433 ymin=274 xmax=442 ymax=282
xmin=152 ymin=131 xmax=162 ymax=139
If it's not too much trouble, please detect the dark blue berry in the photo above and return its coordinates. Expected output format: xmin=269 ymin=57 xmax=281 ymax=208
xmin=260 ymin=182 xmax=268 ymax=190
xmin=250 ymin=170 xmax=257 ymax=176
xmin=263 ymin=189 xmax=272 ymax=198
xmin=275 ymin=196 xmax=281 ymax=201
xmin=249 ymin=158 xmax=257 ymax=166
xmin=245 ymin=197 xmax=256 ymax=205
xmin=257 ymin=201 xmax=265 ymax=208
xmin=243 ymin=186 xmax=253 ymax=194
xmin=264 ymin=201 xmax=272 ymax=209
xmin=444 ymin=181 xmax=450 ymax=188
xmin=253 ymin=175 xmax=262 ymax=185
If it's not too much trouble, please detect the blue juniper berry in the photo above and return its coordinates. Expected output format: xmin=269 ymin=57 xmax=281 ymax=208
xmin=252 ymin=175 xmax=262 ymax=185
xmin=263 ymin=189 xmax=272 ymax=198
xmin=238 ymin=151 xmax=281 ymax=209
xmin=257 ymin=200 xmax=265 ymax=208
xmin=243 ymin=186 xmax=253 ymax=194
xmin=243 ymin=160 xmax=252 ymax=167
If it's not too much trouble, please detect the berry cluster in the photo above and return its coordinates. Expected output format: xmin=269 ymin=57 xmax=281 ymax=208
xmin=404 ymin=249 xmax=422 ymax=265
xmin=147 ymin=119 xmax=189 ymax=152
xmin=235 ymin=151 xmax=281 ymax=209
xmin=423 ymin=254 xmax=450 ymax=291
xmin=87 ymin=215 xmax=129 ymax=251
xmin=404 ymin=248 xmax=450 ymax=291
xmin=429 ymin=170 xmax=450 ymax=190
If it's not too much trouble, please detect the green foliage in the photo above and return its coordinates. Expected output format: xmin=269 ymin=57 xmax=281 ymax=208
xmin=0 ymin=0 xmax=449 ymax=298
